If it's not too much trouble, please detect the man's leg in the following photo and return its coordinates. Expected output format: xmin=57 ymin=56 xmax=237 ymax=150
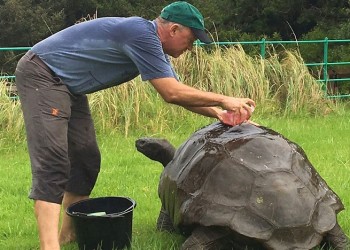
xmin=59 ymin=95 xmax=101 ymax=245
xmin=15 ymin=52 xmax=73 ymax=249
xmin=59 ymin=192 xmax=89 ymax=245
xmin=35 ymin=200 xmax=61 ymax=250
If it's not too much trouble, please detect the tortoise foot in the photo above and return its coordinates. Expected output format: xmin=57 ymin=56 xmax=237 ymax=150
xmin=181 ymin=226 xmax=231 ymax=250
xmin=156 ymin=207 xmax=175 ymax=233
xmin=322 ymin=222 xmax=349 ymax=250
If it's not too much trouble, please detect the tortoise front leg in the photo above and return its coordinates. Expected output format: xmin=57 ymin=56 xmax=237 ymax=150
xmin=322 ymin=222 xmax=349 ymax=250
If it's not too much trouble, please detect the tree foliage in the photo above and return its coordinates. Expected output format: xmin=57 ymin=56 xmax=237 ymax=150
xmin=1 ymin=0 xmax=349 ymax=45
xmin=0 ymin=0 xmax=65 ymax=46
xmin=0 ymin=0 xmax=350 ymax=73
xmin=0 ymin=0 xmax=66 ymax=73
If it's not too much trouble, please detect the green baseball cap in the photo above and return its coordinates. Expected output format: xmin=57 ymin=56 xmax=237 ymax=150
xmin=160 ymin=1 xmax=212 ymax=44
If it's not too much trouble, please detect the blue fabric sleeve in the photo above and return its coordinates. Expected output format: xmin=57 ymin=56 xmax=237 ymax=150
xmin=123 ymin=31 xmax=177 ymax=81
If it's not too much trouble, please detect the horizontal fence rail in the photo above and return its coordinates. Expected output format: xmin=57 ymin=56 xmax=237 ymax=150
xmin=0 ymin=47 xmax=31 ymax=80
xmin=1 ymin=38 xmax=350 ymax=98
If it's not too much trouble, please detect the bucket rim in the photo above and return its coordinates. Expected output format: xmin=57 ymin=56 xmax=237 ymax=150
xmin=66 ymin=196 xmax=136 ymax=218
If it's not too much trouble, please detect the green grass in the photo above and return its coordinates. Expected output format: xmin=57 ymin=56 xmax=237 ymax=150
xmin=0 ymin=112 xmax=349 ymax=249
xmin=0 ymin=46 xmax=349 ymax=249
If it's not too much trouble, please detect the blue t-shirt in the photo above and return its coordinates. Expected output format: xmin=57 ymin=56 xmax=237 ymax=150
xmin=31 ymin=17 xmax=177 ymax=94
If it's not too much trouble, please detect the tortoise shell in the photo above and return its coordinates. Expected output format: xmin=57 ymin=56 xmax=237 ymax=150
xmin=158 ymin=122 xmax=343 ymax=249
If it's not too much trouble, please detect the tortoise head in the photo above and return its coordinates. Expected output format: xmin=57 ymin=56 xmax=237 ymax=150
xmin=135 ymin=137 xmax=176 ymax=167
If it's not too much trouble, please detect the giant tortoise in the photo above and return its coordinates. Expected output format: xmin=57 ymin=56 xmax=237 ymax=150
xmin=136 ymin=122 xmax=348 ymax=250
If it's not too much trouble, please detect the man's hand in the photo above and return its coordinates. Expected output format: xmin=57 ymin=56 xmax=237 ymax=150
xmin=221 ymin=97 xmax=256 ymax=119
xmin=218 ymin=105 xmax=256 ymax=126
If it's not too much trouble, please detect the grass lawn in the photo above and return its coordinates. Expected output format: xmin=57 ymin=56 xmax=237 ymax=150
xmin=0 ymin=112 xmax=349 ymax=249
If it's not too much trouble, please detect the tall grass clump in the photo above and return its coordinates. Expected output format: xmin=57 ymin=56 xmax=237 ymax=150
xmin=87 ymin=45 xmax=335 ymax=134
xmin=172 ymin=45 xmax=332 ymax=115
xmin=0 ymin=46 xmax=339 ymax=142
xmin=87 ymin=79 xmax=197 ymax=136
xmin=0 ymin=81 xmax=24 ymax=147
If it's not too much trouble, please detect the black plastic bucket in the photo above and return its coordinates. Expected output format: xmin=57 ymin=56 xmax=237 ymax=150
xmin=66 ymin=196 xmax=136 ymax=250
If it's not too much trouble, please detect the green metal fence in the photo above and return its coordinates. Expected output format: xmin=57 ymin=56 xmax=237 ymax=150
xmin=1 ymin=38 xmax=350 ymax=98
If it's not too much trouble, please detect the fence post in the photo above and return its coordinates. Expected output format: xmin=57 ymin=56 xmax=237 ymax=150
xmin=260 ymin=38 xmax=266 ymax=58
xmin=323 ymin=37 xmax=329 ymax=92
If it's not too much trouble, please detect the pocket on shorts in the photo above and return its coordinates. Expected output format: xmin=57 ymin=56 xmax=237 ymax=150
xmin=38 ymin=79 xmax=72 ymax=119
xmin=34 ymin=84 xmax=72 ymax=151
xmin=36 ymin=85 xmax=71 ymax=152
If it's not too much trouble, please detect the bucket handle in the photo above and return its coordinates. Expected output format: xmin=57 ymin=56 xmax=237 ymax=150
xmin=72 ymin=204 xmax=136 ymax=218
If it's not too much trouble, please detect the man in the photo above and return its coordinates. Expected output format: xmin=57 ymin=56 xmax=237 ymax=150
xmin=15 ymin=1 xmax=255 ymax=249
